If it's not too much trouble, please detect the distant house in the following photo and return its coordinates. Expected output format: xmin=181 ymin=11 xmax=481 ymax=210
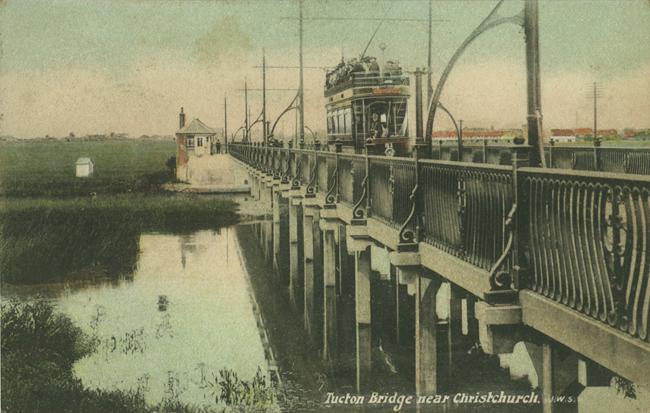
xmin=75 ymin=157 xmax=94 ymax=177
xmin=175 ymin=107 xmax=218 ymax=182
xmin=574 ymin=128 xmax=593 ymax=138
xmin=548 ymin=129 xmax=576 ymax=143
xmin=597 ymin=129 xmax=619 ymax=138
xmin=431 ymin=129 xmax=514 ymax=140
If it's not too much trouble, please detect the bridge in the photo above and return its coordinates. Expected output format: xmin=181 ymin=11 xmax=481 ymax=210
xmin=229 ymin=141 xmax=649 ymax=412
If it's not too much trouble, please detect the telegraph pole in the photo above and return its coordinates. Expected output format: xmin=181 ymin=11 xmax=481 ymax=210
xmin=524 ymin=0 xmax=544 ymax=167
xmin=298 ymin=0 xmax=305 ymax=147
xmin=415 ymin=68 xmax=424 ymax=139
xmin=224 ymin=95 xmax=228 ymax=152
xmin=593 ymin=82 xmax=598 ymax=142
xmin=427 ymin=0 xmax=433 ymax=103
xmin=244 ymin=79 xmax=249 ymax=142
xmin=458 ymin=119 xmax=463 ymax=160
xmin=262 ymin=50 xmax=267 ymax=146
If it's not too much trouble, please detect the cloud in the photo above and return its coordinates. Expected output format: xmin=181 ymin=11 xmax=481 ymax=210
xmin=193 ymin=16 xmax=254 ymax=67
xmin=1 ymin=51 xmax=648 ymax=139
xmin=430 ymin=59 xmax=650 ymax=130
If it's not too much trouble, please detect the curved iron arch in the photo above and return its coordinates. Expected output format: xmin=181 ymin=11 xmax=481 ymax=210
xmin=268 ymin=91 xmax=300 ymax=141
xmin=425 ymin=0 xmax=524 ymax=155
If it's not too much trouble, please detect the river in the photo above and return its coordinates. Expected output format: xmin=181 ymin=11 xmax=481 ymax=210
xmin=2 ymin=221 xmax=648 ymax=412
xmin=2 ymin=227 xmax=274 ymax=410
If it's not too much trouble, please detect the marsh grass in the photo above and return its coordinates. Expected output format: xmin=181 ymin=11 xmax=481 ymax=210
xmin=1 ymin=301 xmax=277 ymax=413
xmin=0 ymin=195 xmax=239 ymax=284
xmin=211 ymin=368 xmax=277 ymax=411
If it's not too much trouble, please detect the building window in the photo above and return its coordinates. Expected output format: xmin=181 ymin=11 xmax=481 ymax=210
xmin=187 ymin=137 xmax=195 ymax=149
xmin=344 ymin=108 xmax=351 ymax=134
xmin=197 ymin=137 xmax=203 ymax=147
xmin=337 ymin=110 xmax=343 ymax=134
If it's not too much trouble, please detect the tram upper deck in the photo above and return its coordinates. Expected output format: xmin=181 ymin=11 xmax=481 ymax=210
xmin=324 ymin=57 xmax=411 ymax=155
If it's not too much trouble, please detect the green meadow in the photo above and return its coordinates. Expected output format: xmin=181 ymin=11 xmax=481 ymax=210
xmin=0 ymin=139 xmax=176 ymax=197
xmin=0 ymin=140 xmax=273 ymax=412
xmin=0 ymin=139 xmax=240 ymax=284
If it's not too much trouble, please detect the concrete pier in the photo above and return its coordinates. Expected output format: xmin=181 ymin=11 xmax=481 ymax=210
xmin=354 ymin=246 xmax=372 ymax=392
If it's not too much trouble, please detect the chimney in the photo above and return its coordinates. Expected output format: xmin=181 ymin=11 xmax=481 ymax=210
xmin=179 ymin=107 xmax=186 ymax=129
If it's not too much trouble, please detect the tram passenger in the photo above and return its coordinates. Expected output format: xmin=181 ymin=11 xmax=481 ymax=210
xmin=370 ymin=112 xmax=384 ymax=140
xmin=368 ymin=58 xmax=380 ymax=74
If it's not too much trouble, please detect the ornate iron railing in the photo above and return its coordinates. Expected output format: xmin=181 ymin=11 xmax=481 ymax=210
xmin=521 ymin=169 xmax=650 ymax=342
xmin=338 ymin=154 xmax=357 ymax=205
xmin=419 ymin=160 xmax=514 ymax=271
xmin=229 ymin=142 xmax=649 ymax=343
xmin=431 ymin=139 xmax=650 ymax=175
xmin=316 ymin=153 xmax=329 ymax=193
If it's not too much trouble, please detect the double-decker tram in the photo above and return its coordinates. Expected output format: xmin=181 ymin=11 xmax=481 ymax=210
xmin=324 ymin=56 xmax=410 ymax=155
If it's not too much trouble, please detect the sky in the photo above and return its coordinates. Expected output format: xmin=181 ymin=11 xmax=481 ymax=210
xmin=0 ymin=0 xmax=649 ymax=139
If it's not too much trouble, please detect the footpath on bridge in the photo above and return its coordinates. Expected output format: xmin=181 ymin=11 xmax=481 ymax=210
xmin=164 ymin=154 xmax=251 ymax=194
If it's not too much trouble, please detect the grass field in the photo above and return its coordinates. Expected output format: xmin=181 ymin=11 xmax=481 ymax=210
xmin=0 ymin=139 xmax=242 ymax=284
xmin=0 ymin=139 xmax=176 ymax=196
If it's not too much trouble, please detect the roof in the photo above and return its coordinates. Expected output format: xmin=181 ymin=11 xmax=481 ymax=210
xmin=76 ymin=157 xmax=93 ymax=164
xmin=551 ymin=129 xmax=575 ymax=136
xmin=176 ymin=118 xmax=217 ymax=135
xmin=431 ymin=130 xmax=507 ymax=138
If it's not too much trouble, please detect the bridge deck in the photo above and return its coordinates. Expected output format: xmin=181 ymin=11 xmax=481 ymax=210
xmin=229 ymin=143 xmax=650 ymax=390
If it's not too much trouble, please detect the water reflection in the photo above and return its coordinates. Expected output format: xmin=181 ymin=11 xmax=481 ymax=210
xmin=30 ymin=229 xmax=267 ymax=409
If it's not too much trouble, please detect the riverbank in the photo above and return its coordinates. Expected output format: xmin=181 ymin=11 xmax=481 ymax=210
xmin=0 ymin=194 xmax=239 ymax=284
xmin=1 ymin=300 xmax=276 ymax=413
xmin=235 ymin=224 xmax=327 ymax=411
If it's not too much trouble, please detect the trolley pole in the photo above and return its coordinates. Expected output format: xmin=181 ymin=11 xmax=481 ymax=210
xmin=298 ymin=0 xmax=305 ymax=147
xmin=224 ymin=95 xmax=228 ymax=152
xmin=415 ymin=68 xmax=424 ymax=140
xmin=244 ymin=79 xmax=249 ymax=143
xmin=524 ymin=0 xmax=544 ymax=167
xmin=593 ymin=82 xmax=598 ymax=143
xmin=263 ymin=50 xmax=267 ymax=146
xmin=427 ymin=0 xmax=433 ymax=103
xmin=458 ymin=119 xmax=463 ymax=160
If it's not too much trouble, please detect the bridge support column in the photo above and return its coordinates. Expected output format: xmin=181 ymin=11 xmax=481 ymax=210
xmin=320 ymin=207 xmax=341 ymax=362
xmin=354 ymin=246 xmax=372 ymax=393
xmin=312 ymin=209 xmax=324 ymax=350
xmin=302 ymin=201 xmax=319 ymax=337
xmin=254 ymin=171 xmax=263 ymax=200
xmin=249 ymin=170 xmax=258 ymax=200
xmin=277 ymin=183 xmax=291 ymax=286
xmin=447 ymin=283 xmax=463 ymax=388
xmin=525 ymin=341 xmax=581 ymax=413
xmin=390 ymin=251 xmax=443 ymax=395
xmin=287 ymin=191 xmax=303 ymax=309
xmin=271 ymin=179 xmax=281 ymax=273
xmin=475 ymin=301 xmax=521 ymax=355
xmin=414 ymin=272 xmax=442 ymax=395
xmin=263 ymin=175 xmax=273 ymax=206
xmin=346 ymin=224 xmax=375 ymax=393
xmin=322 ymin=228 xmax=337 ymax=361
xmin=258 ymin=177 xmax=272 ymax=263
